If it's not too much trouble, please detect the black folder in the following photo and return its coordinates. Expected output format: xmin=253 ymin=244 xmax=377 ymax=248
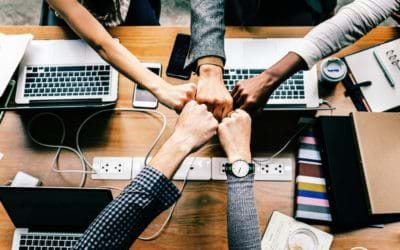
xmin=316 ymin=116 xmax=400 ymax=231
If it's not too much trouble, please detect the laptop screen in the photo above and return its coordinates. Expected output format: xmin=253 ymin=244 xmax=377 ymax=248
xmin=0 ymin=186 xmax=113 ymax=232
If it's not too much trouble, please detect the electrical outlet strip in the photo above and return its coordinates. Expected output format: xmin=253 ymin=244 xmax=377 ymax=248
xmin=172 ymin=157 xmax=212 ymax=180
xmin=131 ymin=157 xmax=147 ymax=179
xmin=212 ymin=157 xmax=293 ymax=181
xmin=91 ymin=157 xmax=133 ymax=180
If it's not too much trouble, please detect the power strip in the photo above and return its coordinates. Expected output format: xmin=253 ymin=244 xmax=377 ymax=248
xmin=92 ymin=156 xmax=293 ymax=181
xmin=212 ymin=157 xmax=293 ymax=181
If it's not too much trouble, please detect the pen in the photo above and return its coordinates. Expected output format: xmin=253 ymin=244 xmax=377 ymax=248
xmin=373 ymin=51 xmax=395 ymax=87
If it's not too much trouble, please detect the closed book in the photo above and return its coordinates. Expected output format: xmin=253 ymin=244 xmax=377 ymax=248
xmin=316 ymin=116 xmax=400 ymax=231
xmin=351 ymin=112 xmax=400 ymax=215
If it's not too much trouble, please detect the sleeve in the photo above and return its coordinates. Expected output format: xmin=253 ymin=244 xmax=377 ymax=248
xmin=291 ymin=0 xmax=400 ymax=68
xmin=74 ymin=166 xmax=181 ymax=250
xmin=184 ymin=0 xmax=226 ymax=70
xmin=227 ymin=174 xmax=262 ymax=250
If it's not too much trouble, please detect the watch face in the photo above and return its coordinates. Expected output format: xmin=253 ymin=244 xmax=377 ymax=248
xmin=232 ymin=161 xmax=250 ymax=178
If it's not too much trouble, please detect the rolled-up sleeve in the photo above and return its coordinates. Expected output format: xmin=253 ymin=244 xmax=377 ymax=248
xmin=291 ymin=0 xmax=400 ymax=68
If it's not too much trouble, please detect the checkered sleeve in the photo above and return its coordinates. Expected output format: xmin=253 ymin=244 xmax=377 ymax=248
xmin=74 ymin=166 xmax=181 ymax=250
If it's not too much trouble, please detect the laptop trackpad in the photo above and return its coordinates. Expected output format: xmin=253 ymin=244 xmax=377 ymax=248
xmin=243 ymin=40 xmax=277 ymax=68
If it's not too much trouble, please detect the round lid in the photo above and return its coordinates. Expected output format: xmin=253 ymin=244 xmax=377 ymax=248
xmin=322 ymin=58 xmax=348 ymax=81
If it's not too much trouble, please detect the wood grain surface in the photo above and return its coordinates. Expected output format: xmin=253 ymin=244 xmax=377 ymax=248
xmin=0 ymin=26 xmax=399 ymax=249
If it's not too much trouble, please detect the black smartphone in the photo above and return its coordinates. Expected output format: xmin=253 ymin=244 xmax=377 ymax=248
xmin=166 ymin=33 xmax=192 ymax=80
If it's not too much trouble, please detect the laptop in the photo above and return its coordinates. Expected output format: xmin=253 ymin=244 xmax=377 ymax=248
xmin=15 ymin=40 xmax=118 ymax=106
xmin=224 ymin=38 xmax=319 ymax=110
xmin=0 ymin=186 xmax=113 ymax=250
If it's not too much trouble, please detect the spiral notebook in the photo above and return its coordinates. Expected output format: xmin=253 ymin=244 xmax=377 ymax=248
xmin=343 ymin=38 xmax=400 ymax=112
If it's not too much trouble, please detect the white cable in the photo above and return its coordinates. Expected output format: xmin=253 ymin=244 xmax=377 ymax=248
xmin=320 ymin=99 xmax=335 ymax=116
xmin=75 ymin=108 xmax=168 ymax=171
xmin=137 ymin=143 xmax=219 ymax=241
xmin=27 ymin=113 xmax=89 ymax=187
xmin=252 ymin=124 xmax=309 ymax=166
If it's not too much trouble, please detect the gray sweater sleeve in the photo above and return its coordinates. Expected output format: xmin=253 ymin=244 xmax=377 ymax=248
xmin=185 ymin=0 xmax=226 ymax=69
xmin=227 ymin=174 xmax=262 ymax=250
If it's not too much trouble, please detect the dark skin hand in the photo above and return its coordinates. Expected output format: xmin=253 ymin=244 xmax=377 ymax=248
xmin=232 ymin=52 xmax=307 ymax=111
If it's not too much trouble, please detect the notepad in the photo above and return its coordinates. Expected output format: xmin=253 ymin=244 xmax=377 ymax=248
xmin=344 ymin=38 xmax=400 ymax=111
xmin=0 ymin=33 xmax=33 ymax=97
xmin=351 ymin=112 xmax=400 ymax=215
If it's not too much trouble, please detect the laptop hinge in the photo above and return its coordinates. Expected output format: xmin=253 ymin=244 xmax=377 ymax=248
xmin=29 ymin=98 xmax=103 ymax=105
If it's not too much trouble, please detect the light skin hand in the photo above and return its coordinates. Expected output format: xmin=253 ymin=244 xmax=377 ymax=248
xmin=155 ymin=82 xmax=197 ymax=113
xmin=196 ymin=64 xmax=233 ymax=121
xmin=150 ymin=101 xmax=218 ymax=178
xmin=232 ymin=52 xmax=307 ymax=111
xmin=218 ymin=109 xmax=252 ymax=163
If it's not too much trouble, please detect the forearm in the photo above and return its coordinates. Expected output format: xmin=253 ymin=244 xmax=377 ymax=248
xmin=97 ymin=40 xmax=168 ymax=95
xmin=48 ymin=0 xmax=168 ymax=96
xmin=150 ymin=133 xmax=192 ymax=179
xmin=227 ymin=174 xmax=261 ymax=250
xmin=74 ymin=167 xmax=181 ymax=249
xmin=257 ymin=52 xmax=307 ymax=91
xmin=185 ymin=0 xmax=226 ymax=69
xmin=291 ymin=0 xmax=400 ymax=68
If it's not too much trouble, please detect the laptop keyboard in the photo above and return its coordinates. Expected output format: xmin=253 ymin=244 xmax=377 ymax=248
xmin=23 ymin=64 xmax=112 ymax=98
xmin=223 ymin=69 xmax=305 ymax=100
xmin=18 ymin=233 xmax=82 ymax=250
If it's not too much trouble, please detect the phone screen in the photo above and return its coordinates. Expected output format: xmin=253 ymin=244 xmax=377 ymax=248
xmin=135 ymin=67 xmax=159 ymax=102
xmin=166 ymin=34 xmax=192 ymax=80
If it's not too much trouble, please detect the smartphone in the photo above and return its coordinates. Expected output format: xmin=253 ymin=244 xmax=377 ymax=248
xmin=132 ymin=63 xmax=161 ymax=109
xmin=166 ymin=33 xmax=192 ymax=80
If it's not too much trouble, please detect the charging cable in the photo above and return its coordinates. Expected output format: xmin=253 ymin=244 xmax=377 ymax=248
xmin=27 ymin=112 xmax=90 ymax=187
xmin=319 ymin=99 xmax=335 ymax=116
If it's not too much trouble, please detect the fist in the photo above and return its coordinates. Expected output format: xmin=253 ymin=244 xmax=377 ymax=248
xmin=173 ymin=100 xmax=219 ymax=151
xmin=158 ymin=83 xmax=197 ymax=113
xmin=218 ymin=109 xmax=252 ymax=163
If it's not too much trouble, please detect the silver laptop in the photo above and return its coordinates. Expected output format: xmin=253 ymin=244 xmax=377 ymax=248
xmin=0 ymin=186 xmax=113 ymax=250
xmin=224 ymin=38 xmax=319 ymax=109
xmin=15 ymin=40 xmax=118 ymax=105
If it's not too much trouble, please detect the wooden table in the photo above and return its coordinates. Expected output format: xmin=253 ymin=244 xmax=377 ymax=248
xmin=0 ymin=26 xmax=399 ymax=249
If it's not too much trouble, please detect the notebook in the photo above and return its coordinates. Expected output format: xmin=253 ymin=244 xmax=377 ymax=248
xmin=0 ymin=33 xmax=33 ymax=97
xmin=295 ymin=127 xmax=332 ymax=223
xmin=317 ymin=116 xmax=400 ymax=231
xmin=351 ymin=112 xmax=400 ymax=215
xmin=343 ymin=38 xmax=400 ymax=112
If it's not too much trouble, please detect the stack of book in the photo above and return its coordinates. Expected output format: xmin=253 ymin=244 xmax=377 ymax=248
xmin=315 ymin=112 xmax=400 ymax=231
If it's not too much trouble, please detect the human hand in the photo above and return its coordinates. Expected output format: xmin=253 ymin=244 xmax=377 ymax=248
xmin=156 ymin=83 xmax=197 ymax=113
xmin=232 ymin=71 xmax=276 ymax=111
xmin=150 ymin=100 xmax=218 ymax=178
xmin=218 ymin=109 xmax=252 ymax=163
xmin=171 ymin=100 xmax=219 ymax=152
xmin=196 ymin=65 xmax=233 ymax=120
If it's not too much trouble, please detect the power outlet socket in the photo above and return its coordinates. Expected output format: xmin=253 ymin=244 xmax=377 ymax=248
xmin=173 ymin=157 xmax=212 ymax=180
xmin=91 ymin=157 xmax=133 ymax=180
xmin=131 ymin=157 xmax=148 ymax=179
xmin=211 ymin=157 xmax=293 ymax=181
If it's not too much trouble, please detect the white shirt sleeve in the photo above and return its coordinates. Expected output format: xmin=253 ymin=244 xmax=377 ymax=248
xmin=291 ymin=0 xmax=400 ymax=69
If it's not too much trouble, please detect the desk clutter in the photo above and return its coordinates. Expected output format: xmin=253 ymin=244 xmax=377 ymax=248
xmin=295 ymin=112 xmax=400 ymax=231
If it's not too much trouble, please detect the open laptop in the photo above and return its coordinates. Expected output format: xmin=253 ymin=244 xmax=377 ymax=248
xmin=224 ymin=38 xmax=319 ymax=110
xmin=0 ymin=186 xmax=113 ymax=250
xmin=15 ymin=40 xmax=118 ymax=107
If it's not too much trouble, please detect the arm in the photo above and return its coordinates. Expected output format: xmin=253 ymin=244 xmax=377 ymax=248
xmin=47 ymin=0 xmax=196 ymax=112
xmin=186 ymin=0 xmax=233 ymax=120
xmin=232 ymin=0 xmax=399 ymax=110
xmin=74 ymin=101 xmax=218 ymax=249
xmin=292 ymin=0 xmax=400 ymax=68
xmin=218 ymin=110 xmax=261 ymax=250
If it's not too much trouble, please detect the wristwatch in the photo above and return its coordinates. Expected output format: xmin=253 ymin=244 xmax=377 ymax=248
xmin=224 ymin=160 xmax=255 ymax=178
